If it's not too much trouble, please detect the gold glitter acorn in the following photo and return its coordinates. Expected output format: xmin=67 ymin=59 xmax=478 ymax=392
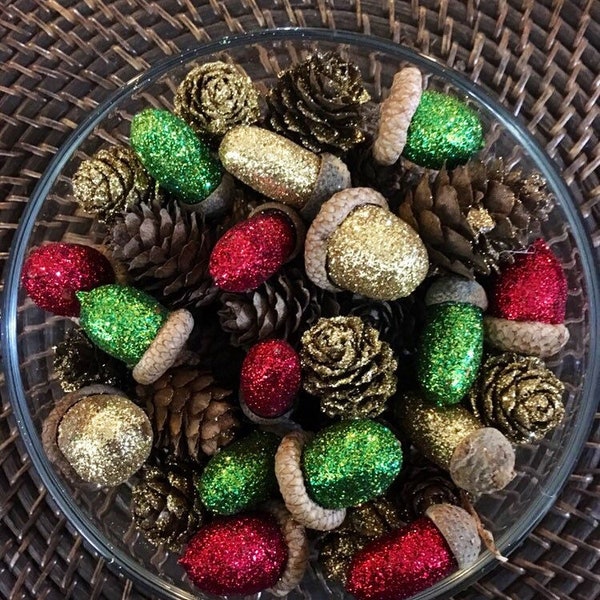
xmin=174 ymin=61 xmax=261 ymax=138
xmin=396 ymin=392 xmax=515 ymax=495
xmin=42 ymin=386 xmax=152 ymax=487
xmin=468 ymin=353 xmax=565 ymax=444
xmin=304 ymin=187 xmax=429 ymax=300
xmin=300 ymin=316 xmax=397 ymax=419
xmin=219 ymin=125 xmax=351 ymax=219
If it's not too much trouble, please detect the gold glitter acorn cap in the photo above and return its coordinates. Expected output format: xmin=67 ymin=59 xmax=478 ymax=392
xmin=274 ymin=430 xmax=347 ymax=531
xmin=425 ymin=276 xmax=488 ymax=310
xmin=132 ymin=308 xmax=194 ymax=385
xmin=373 ymin=67 xmax=423 ymax=166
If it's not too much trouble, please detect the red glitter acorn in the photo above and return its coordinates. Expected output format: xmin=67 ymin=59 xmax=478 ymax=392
xmin=209 ymin=203 xmax=304 ymax=292
xmin=484 ymin=239 xmax=569 ymax=357
xmin=21 ymin=242 xmax=115 ymax=316
xmin=240 ymin=339 xmax=301 ymax=421
xmin=346 ymin=504 xmax=480 ymax=600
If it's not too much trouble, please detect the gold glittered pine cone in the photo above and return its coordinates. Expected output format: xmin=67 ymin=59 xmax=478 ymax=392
xmin=72 ymin=145 xmax=163 ymax=223
xmin=268 ymin=51 xmax=371 ymax=155
xmin=174 ymin=61 xmax=261 ymax=137
xmin=109 ymin=201 xmax=219 ymax=310
xmin=136 ymin=367 xmax=240 ymax=461
xmin=468 ymin=353 xmax=565 ymax=444
xmin=131 ymin=462 xmax=205 ymax=550
xmin=397 ymin=159 xmax=555 ymax=278
xmin=300 ymin=316 xmax=397 ymax=419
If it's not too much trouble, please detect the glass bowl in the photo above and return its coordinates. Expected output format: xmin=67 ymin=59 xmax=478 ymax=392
xmin=2 ymin=28 xmax=599 ymax=600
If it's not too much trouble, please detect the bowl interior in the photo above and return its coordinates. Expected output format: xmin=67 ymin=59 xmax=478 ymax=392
xmin=3 ymin=28 xmax=599 ymax=600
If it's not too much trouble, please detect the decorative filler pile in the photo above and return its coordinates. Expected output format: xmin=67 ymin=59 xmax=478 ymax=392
xmin=24 ymin=52 xmax=570 ymax=600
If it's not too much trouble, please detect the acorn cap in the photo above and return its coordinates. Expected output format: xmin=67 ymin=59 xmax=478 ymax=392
xmin=304 ymin=188 xmax=389 ymax=292
xmin=484 ymin=316 xmax=569 ymax=357
xmin=449 ymin=427 xmax=515 ymax=495
xmin=180 ymin=172 xmax=234 ymax=218
xmin=302 ymin=153 xmax=352 ymax=219
xmin=274 ymin=430 xmax=346 ymax=531
xmin=425 ymin=276 xmax=488 ymax=310
xmin=239 ymin=392 xmax=293 ymax=425
xmin=425 ymin=503 xmax=481 ymax=569
xmin=132 ymin=309 xmax=194 ymax=385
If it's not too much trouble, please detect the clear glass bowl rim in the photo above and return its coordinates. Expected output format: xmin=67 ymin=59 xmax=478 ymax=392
xmin=2 ymin=27 xmax=599 ymax=600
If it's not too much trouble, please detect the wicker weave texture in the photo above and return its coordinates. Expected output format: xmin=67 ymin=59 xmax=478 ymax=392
xmin=0 ymin=1 xmax=598 ymax=600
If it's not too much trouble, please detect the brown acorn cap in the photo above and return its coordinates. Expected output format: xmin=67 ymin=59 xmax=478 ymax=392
xmin=425 ymin=276 xmax=488 ymax=310
xmin=425 ymin=503 xmax=481 ymax=569
xmin=449 ymin=427 xmax=516 ymax=495
xmin=180 ymin=172 xmax=234 ymax=218
xmin=302 ymin=153 xmax=352 ymax=219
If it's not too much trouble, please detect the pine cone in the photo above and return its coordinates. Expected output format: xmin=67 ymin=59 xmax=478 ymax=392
xmin=468 ymin=353 xmax=565 ymax=444
xmin=217 ymin=265 xmax=339 ymax=347
xmin=174 ymin=61 xmax=261 ymax=137
xmin=109 ymin=201 xmax=219 ymax=310
xmin=300 ymin=316 xmax=397 ymax=419
xmin=136 ymin=367 xmax=240 ymax=461
xmin=72 ymin=145 xmax=163 ymax=223
xmin=397 ymin=159 xmax=555 ymax=278
xmin=54 ymin=327 xmax=132 ymax=393
xmin=268 ymin=51 xmax=371 ymax=154
xmin=131 ymin=463 xmax=204 ymax=550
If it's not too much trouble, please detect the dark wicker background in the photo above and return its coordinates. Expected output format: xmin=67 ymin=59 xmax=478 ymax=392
xmin=0 ymin=1 xmax=598 ymax=599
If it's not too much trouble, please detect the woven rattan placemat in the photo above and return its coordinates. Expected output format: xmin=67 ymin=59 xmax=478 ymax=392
xmin=1 ymin=1 xmax=598 ymax=599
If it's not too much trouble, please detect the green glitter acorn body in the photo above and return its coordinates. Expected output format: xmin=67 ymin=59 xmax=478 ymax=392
xmin=130 ymin=108 xmax=222 ymax=205
xmin=417 ymin=302 xmax=484 ymax=406
xmin=302 ymin=420 xmax=403 ymax=509
xmin=77 ymin=284 xmax=168 ymax=366
xmin=198 ymin=431 xmax=279 ymax=515
xmin=403 ymin=91 xmax=484 ymax=169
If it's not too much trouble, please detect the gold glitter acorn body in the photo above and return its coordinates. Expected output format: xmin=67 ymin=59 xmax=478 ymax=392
xmin=305 ymin=187 xmax=429 ymax=300
xmin=219 ymin=125 xmax=351 ymax=219
xmin=396 ymin=392 xmax=515 ymax=495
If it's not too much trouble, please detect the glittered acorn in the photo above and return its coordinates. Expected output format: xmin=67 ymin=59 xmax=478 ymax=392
xmin=304 ymin=187 xmax=429 ymax=300
xmin=416 ymin=276 xmax=487 ymax=406
xmin=179 ymin=506 xmax=309 ymax=597
xmin=41 ymin=385 xmax=152 ymax=487
xmin=484 ymin=239 xmax=569 ymax=356
xmin=219 ymin=125 xmax=351 ymax=219
xmin=130 ymin=108 xmax=233 ymax=217
xmin=22 ymin=242 xmax=115 ymax=316
xmin=76 ymin=284 xmax=194 ymax=385
xmin=402 ymin=90 xmax=484 ymax=169
xmin=239 ymin=339 xmax=301 ymax=422
xmin=209 ymin=203 xmax=304 ymax=292
xmin=197 ymin=431 xmax=280 ymax=515
xmin=396 ymin=392 xmax=515 ymax=495
xmin=346 ymin=503 xmax=481 ymax=600
xmin=275 ymin=420 xmax=403 ymax=531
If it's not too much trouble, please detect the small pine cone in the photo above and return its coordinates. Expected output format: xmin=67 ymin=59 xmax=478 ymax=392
xmin=300 ymin=316 xmax=397 ymax=419
xmin=72 ymin=145 xmax=163 ymax=223
xmin=131 ymin=463 xmax=204 ymax=550
xmin=109 ymin=201 xmax=218 ymax=310
xmin=54 ymin=327 xmax=132 ymax=393
xmin=468 ymin=353 xmax=565 ymax=444
xmin=174 ymin=61 xmax=261 ymax=138
xmin=397 ymin=159 xmax=555 ymax=278
xmin=136 ymin=367 xmax=240 ymax=462
xmin=268 ymin=51 xmax=371 ymax=155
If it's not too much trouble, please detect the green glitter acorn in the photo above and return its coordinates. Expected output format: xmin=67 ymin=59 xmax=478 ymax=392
xmin=130 ymin=108 xmax=222 ymax=206
xmin=403 ymin=91 xmax=484 ymax=169
xmin=198 ymin=431 xmax=280 ymax=515
xmin=302 ymin=420 xmax=403 ymax=509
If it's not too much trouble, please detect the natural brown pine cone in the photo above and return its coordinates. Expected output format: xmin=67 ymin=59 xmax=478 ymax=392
xmin=174 ymin=61 xmax=261 ymax=138
xmin=397 ymin=159 xmax=554 ymax=278
xmin=131 ymin=462 xmax=204 ymax=550
xmin=72 ymin=145 xmax=163 ymax=223
xmin=109 ymin=201 xmax=219 ymax=310
xmin=136 ymin=367 xmax=240 ymax=462
xmin=268 ymin=51 xmax=371 ymax=155
xmin=468 ymin=353 xmax=565 ymax=444
xmin=300 ymin=316 xmax=397 ymax=419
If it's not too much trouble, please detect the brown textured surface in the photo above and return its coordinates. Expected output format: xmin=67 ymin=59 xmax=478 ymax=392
xmin=0 ymin=1 xmax=598 ymax=600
